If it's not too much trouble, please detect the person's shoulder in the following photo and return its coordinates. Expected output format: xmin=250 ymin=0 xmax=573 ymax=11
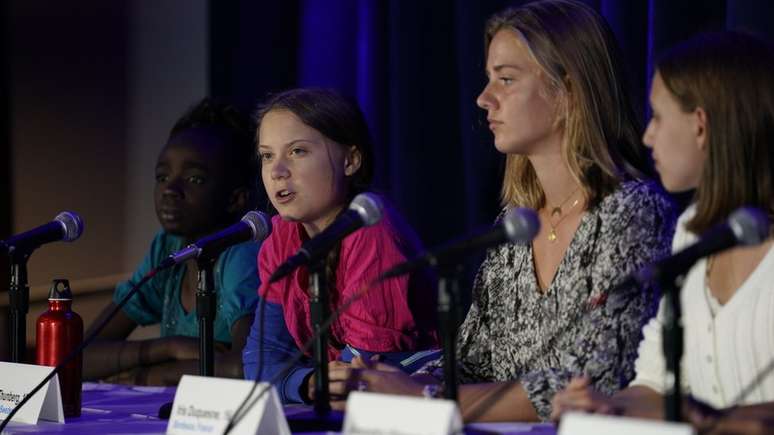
xmin=675 ymin=203 xmax=697 ymax=228
xmin=149 ymin=230 xmax=184 ymax=259
xmin=267 ymin=214 xmax=298 ymax=237
xmin=672 ymin=204 xmax=698 ymax=252
xmin=346 ymin=207 xmax=397 ymax=245
xmin=269 ymin=213 xmax=287 ymax=228
xmin=345 ymin=196 xmax=423 ymax=254
xmin=598 ymin=179 xmax=673 ymax=216
xmin=263 ymin=214 xmax=300 ymax=244
xmin=610 ymin=179 xmax=669 ymax=205
xmin=593 ymin=180 xmax=676 ymax=237
xmin=152 ymin=229 xmax=182 ymax=246
xmin=219 ymin=218 xmax=264 ymax=268
xmin=259 ymin=214 xmax=301 ymax=263
xmin=119 ymin=230 xmax=183 ymax=292
xmin=223 ymin=238 xmax=261 ymax=261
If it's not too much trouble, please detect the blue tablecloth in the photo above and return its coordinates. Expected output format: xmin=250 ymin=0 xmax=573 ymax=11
xmin=3 ymin=383 xmax=556 ymax=434
xmin=4 ymin=383 xmax=173 ymax=434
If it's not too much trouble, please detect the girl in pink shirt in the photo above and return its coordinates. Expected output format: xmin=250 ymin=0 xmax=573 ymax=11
xmin=243 ymin=88 xmax=439 ymax=405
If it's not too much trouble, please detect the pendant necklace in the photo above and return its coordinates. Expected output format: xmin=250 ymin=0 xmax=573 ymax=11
xmin=547 ymin=188 xmax=581 ymax=242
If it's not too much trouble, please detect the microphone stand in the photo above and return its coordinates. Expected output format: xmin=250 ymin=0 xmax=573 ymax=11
xmin=661 ymin=277 xmax=683 ymax=422
xmin=8 ymin=250 xmax=31 ymax=363
xmin=196 ymin=256 xmax=217 ymax=376
xmin=437 ymin=264 xmax=463 ymax=402
xmin=309 ymin=257 xmax=331 ymax=415
xmin=157 ymin=256 xmax=219 ymax=420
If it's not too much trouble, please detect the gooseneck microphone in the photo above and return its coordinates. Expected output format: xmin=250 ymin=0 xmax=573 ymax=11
xmin=620 ymin=206 xmax=769 ymax=290
xmin=1 ymin=211 xmax=84 ymax=255
xmin=4 ymin=211 xmax=85 ymax=363
xmin=268 ymin=192 xmax=384 ymax=283
xmin=377 ymin=207 xmax=540 ymax=281
xmin=159 ymin=210 xmax=272 ymax=270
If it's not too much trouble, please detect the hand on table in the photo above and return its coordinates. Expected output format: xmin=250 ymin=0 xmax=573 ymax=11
xmin=339 ymin=355 xmax=425 ymax=408
xmin=306 ymin=355 xmax=424 ymax=410
xmin=550 ymin=377 xmax=619 ymax=420
xmin=687 ymin=398 xmax=774 ymax=435
xmin=306 ymin=360 xmax=360 ymax=406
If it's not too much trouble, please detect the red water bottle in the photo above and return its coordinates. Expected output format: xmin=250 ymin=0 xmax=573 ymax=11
xmin=36 ymin=279 xmax=83 ymax=417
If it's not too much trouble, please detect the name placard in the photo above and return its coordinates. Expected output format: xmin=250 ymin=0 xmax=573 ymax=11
xmin=559 ymin=412 xmax=695 ymax=435
xmin=343 ymin=391 xmax=462 ymax=435
xmin=166 ymin=375 xmax=290 ymax=435
xmin=0 ymin=362 xmax=64 ymax=425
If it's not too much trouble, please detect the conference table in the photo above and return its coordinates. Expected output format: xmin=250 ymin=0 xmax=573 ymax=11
xmin=2 ymin=383 xmax=557 ymax=434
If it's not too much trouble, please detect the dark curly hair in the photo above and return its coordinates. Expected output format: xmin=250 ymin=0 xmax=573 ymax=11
xmin=171 ymin=98 xmax=261 ymax=210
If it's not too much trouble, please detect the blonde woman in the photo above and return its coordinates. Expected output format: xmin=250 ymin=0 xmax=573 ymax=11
xmin=344 ymin=0 xmax=675 ymax=422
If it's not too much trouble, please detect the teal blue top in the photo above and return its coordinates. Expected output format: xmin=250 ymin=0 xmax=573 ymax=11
xmin=114 ymin=230 xmax=261 ymax=343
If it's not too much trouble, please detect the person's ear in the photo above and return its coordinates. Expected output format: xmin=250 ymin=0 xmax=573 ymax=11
xmin=694 ymin=107 xmax=708 ymax=150
xmin=227 ymin=186 xmax=250 ymax=214
xmin=344 ymin=146 xmax=362 ymax=177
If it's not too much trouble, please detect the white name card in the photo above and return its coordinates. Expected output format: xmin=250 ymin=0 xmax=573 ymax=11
xmin=559 ymin=412 xmax=695 ymax=435
xmin=166 ymin=375 xmax=290 ymax=435
xmin=343 ymin=391 xmax=462 ymax=435
xmin=0 ymin=361 xmax=64 ymax=425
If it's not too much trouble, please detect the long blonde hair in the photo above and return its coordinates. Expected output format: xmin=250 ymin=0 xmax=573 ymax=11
xmin=485 ymin=0 xmax=648 ymax=209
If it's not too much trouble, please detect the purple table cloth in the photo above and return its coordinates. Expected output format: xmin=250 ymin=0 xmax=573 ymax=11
xmin=5 ymin=383 xmax=173 ymax=434
xmin=3 ymin=383 xmax=556 ymax=434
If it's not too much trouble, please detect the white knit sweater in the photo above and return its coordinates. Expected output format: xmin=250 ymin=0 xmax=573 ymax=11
xmin=630 ymin=206 xmax=774 ymax=408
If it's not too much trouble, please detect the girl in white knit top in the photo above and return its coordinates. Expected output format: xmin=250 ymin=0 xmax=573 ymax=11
xmin=551 ymin=31 xmax=774 ymax=434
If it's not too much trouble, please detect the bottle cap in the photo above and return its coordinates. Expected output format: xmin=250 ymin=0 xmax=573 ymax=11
xmin=48 ymin=278 xmax=73 ymax=300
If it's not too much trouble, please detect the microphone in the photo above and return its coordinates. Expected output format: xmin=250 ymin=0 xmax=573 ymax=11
xmin=159 ymin=211 xmax=272 ymax=269
xmin=269 ymin=192 xmax=384 ymax=283
xmin=623 ymin=206 xmax=769 ymax=290
xmin=377 ymin=207 xmax=540 ymax=281
xmin=1 ymin=211 xmax=84 ymax=255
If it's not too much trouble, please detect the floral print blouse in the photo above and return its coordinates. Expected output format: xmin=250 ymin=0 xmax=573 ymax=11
xmin=418 ymin=180 xmax=675 ymax=420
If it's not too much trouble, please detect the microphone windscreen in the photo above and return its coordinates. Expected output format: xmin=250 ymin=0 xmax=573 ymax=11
xmin=502 ymin=207 xmax=540 ymax=244
xmin=241 ymin=211 xmax=272 ymax=242
xmin=729 ymin=207 xmax=770 ymax=246
xmin=349 ymin=193 xmax=383 ymax=227
xmin=55 ymin=211 xmax=84 ymax=242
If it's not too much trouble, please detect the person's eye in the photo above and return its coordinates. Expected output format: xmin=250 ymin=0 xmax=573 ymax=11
xmin=499 ymin=77 xmax=514 ymax=85
xmin=259 ymin=152 xmax=273 ymax=162
xmin=155 ymin=173 xmax=168 ymax=183
xmin=290 ymin=147 xmax=308 ymax=156
xmin=187 ymin=175 xmax=206 ymax=185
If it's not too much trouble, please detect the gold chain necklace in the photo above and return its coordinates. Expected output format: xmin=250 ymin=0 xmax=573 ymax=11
xmin=547 ymin=188 xmax=581 ymax=243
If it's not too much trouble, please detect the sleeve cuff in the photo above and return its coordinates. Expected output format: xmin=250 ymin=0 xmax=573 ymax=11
xmin=282 ymin=367 xmax=314 ymax=404
xmin=520 ymin=369 xmax=569 ymax=422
